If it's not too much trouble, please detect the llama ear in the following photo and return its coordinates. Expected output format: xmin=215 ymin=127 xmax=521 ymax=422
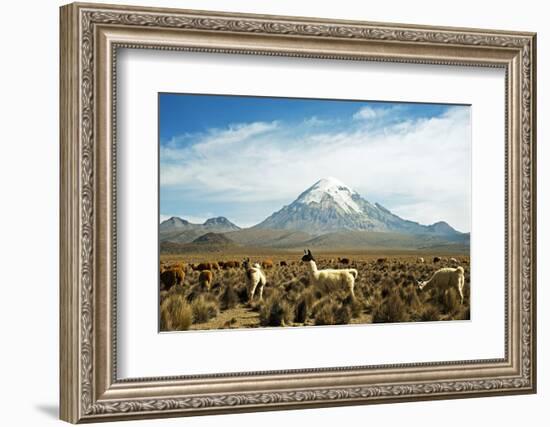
xmin=307 ymin=249 xmax=312 ymax=255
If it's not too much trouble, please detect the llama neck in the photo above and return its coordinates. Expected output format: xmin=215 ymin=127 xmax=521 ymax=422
xmin=308 ymin=260 xmax=318 ymax=274
xmin=419 ymin=278 xmax=431 ymax=289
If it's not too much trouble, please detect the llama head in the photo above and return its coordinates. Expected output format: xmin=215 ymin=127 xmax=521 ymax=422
xmin=242 ymin=258 xmax=250 ymax=269
xmin=417 ymin=280 xmax=427 ymax=291
xmin=301 ymin=249 xmax=315 ymax=262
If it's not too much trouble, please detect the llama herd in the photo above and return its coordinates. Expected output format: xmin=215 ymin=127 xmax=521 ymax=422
xmin=160 ymin=250 xmax=468 ymax=317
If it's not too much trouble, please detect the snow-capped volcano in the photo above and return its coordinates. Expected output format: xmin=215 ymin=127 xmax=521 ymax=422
xmin=295 ymin=177 xmax=362 ymax=214
xmin=255 ymin=177 xmax=462 ymax=236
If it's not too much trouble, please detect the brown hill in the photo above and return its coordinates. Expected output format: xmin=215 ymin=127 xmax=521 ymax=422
xmin=192 ymin=232 xmax=235 ymax=245
xmin=224 ymin=228 xmax=312 ymax=248
xmin=160 ymin=232 xmax=239 ymax=254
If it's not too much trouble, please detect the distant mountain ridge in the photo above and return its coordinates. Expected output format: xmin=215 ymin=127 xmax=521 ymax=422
xmin=160 ymin=216 xmax=240 ymax=244
xmin=159 ymin=178 xmax=469 ymax=253
xmin=255 ymin=177 xmax=464 ymax=237
xmin=160 ymin=216 xmax=240 ymax=232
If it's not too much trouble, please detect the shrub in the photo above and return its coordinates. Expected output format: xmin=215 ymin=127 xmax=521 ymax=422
xmin=294 ymin=289 xmax=316 ymax=323
xmin=334 ymin=304 xmax=352 ymax=324
xmin=260 ymin=285 xmax=282 ymax=303
xmin=259 ymin=292 xmax=292 ymax=327
xmin=298 ymin=275 xmax=310 ymax=287
xmin=294 ymin=298 xmax=309 ymax=323
xmin=191 ymin=295 xmax=219 ymax=324
xmin=372 ymin=289 xmax=409 ymax=323
xmin=219 ymin=284 xmax=238 ymax=310
xmin=343 ymin=294 xmax=363 ymax=318
xmin=420 ymin=305 xmax=441 ymax=322
xmin=284 ymin=281 xmax=305 ymax=304
xmin=313 ymin=300 xmax=337 ymax=325
xmin=236 ymin=285 xmax=249 ymax=304
xmin=185 ymin=284 xmax=205 ymax=303
xmin=210 ymin=281 xmax=222 ymax=294
xmin=404 ymin=286 xmax=421 ymax=310
xmin=312 ymin=296 xmax=353 ymax=326
xmin=160 ymin=294 xmax=192 ymax=331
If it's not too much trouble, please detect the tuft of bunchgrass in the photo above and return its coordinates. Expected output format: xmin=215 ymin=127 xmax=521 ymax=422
xmin=219 ymin=284 xmax=239 ymax=310
xmin=372 ymin=289 xmax=410 ymax=323
xmin=191 ymin=295 xmax=219 ymax=324
xmin=294 ymin=289 xmax=316 ymax=323
xmin=313 ymin=300 xmax=337 ymax=326
xmin=259 ymin=292 xmax=293 ymax=327
xmin=343 ymin=294 xmax=363 ymax=318
xmin=404 ymin=286 xmax=421 ymax=310
xmin=160 ymin=294 xmax=193 ymax=331
xmin=334 ymin=303 xmax=352 ymax=325
xmin=312 ymin=296 xmax=351 ymax=326
xmin=185 ymin=284 xmax=205 ymax=303
xmin=236 ymin=285 xmax=249 ymax=304
xmin=419 ymin=305 xmax=441 ymax=322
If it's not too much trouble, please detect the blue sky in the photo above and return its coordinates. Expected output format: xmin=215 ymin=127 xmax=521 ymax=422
xmin=159 ymin=93 xmax=471 ymax=231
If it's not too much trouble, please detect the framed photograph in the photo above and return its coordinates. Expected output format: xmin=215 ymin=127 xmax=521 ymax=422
xmin=60 ymin=2 xmax=537 ymax=423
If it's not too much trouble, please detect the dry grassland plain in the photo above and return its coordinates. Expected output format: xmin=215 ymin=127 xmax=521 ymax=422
xmin=159 ymin=250 xmax=470 ymax=332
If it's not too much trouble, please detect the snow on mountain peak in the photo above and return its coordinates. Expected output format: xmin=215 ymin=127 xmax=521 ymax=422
xmin=296 ymin=177 xmax=362 ymax=214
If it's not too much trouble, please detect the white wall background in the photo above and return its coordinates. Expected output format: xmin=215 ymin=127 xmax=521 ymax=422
xmin=0 ymin=0 xmax=545 ymax=426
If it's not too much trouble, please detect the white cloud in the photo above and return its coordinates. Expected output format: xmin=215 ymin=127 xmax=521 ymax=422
xmin=302 ymin=116 xmax=337 ymax=127
xmin=196 ymin=121 xmax=279 ymax=152
xmin=352 ymin=106 xmax=390 ymax=121
xmin=161 ymin=121 xmax=279 ymax=163
xmin=160 ymin=106 xmax=471 ymax=231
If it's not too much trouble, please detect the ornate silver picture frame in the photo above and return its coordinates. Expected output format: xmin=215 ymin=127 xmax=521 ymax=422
xmin=60 ymin=2 xmax=536 ymax=423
